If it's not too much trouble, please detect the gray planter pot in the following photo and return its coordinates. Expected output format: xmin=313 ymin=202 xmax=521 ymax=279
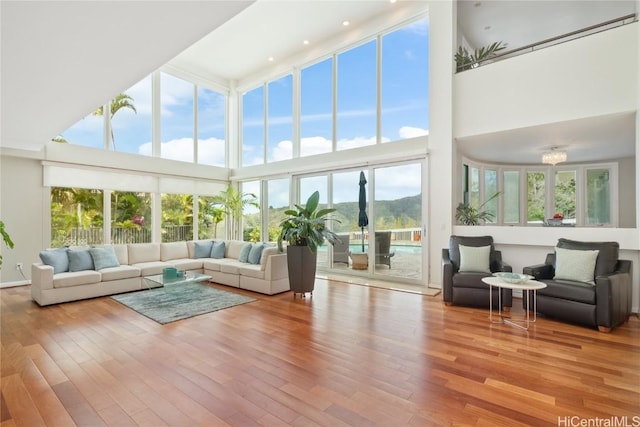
xmin=286 ymin=245 xmax=317 ymax=297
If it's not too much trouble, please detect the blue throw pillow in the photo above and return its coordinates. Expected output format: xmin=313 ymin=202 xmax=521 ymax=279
xmin=248 ymin=243 xmax=265 ymax=265
xmin=68 ymin=249 xmax=95 ymax=272
xmin=210 ymin=241 xmax=225 ymax=259
xmin=39 ymin=247 xmax=69 ymax=274
xmin=238 ymin=243 xmax=252 ymax=263
xmin=89 ymin=247 xmax=120 ymax=270
xmin=194 ymin=241 xmax=213 ymax=258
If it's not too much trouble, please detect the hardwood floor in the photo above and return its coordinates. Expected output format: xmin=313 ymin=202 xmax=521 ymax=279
xmin=1 ymin=279 xmax=639 ymax=426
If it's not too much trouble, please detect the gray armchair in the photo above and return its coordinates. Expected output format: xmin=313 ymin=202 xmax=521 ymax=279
xmin=375 ymin=231 xmax=395 ymax=268
xmin=523 ymin=238 xmax=632 ymax=332
xmin=332 ymin=234 xmax=350 ymax=265
xmin=442 ymin=235 xmax=512 ymax=310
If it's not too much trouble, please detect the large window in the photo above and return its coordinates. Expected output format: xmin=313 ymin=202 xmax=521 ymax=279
xmin=267 ymin=75 xmax=293 ymax=162
xmin=554 ymin=170 xmax=576 ymax=222
xmin=161 ymin=194 xmax=193 ymax=242
xmin=242 ymin=87 xmax=265 ymax=166
xmin=503 ymin=171 xmax=520 ymax=224
xmin=300 ymin=58 xmax=333 ymax=157
xmin=586 ymin=168 xmax=611 ymax=225
xmin=336 ymin=40 xmax=377 ymax=150
xmin=160 ymin=73 xmax=194 ymax=162
xmin=197 ymin=87 xmax=226 ymax=167
xmin=241 ymin=18 xmax=429 ymax=163
xmin=241 ymin=181 xmax=261 ymax=241
xmin=381 ymin=18 xmax=429 ymax=141
xmin=51 ymin=188 xmax=104 ymax=247
xmin=111 ymin=191 xmax=152 ymax=244
xmin=267 ymin=179 xmax=290 ymax=242
xmin=57 ymin=72 xmax=226 ymax=164
xmin=527 ymin=171 xmax=546 ymax=224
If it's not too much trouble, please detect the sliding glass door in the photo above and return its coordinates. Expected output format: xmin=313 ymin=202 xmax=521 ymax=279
xmin=293 ymin=160 xmax=426 ymax=285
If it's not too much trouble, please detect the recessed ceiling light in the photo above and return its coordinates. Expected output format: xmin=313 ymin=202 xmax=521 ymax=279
xmin=268 ymin=56 xmax=274 ymax=62
xmin=342 ymin=20 xmax=350 ymax=26
xmin=303 ymin=40 xmax=309 ymax=45
xmin=389 ymin=0 xmax=397 ymax=3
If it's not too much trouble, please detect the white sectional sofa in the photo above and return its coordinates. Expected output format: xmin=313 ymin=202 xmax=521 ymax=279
xmin=31 ymin=240 xmax=289 ymax=306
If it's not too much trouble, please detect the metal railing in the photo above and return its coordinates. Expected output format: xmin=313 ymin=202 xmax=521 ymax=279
xmin=61 ymin=225 xmax=191 ymax=246
xmin=457 ymin=13 xmax=637 ymax=72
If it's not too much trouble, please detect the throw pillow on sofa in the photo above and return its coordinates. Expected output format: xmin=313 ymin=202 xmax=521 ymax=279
xmin=194 ymin=241 xmax=213 ymax=258
xmin=210 ymin=241 xmax=225 ymax=259
xmin=89 ymin=246 xmax=120 ymax=270
xmin=68 ymin=248 xmax=95 ymax=272
xmin=248 ymin=243 xmax=266 ymax=265
xmin=39 ymin=247 xmax=70 ymax=274
xmin=238 ymin=243 xmax=252 ymax=263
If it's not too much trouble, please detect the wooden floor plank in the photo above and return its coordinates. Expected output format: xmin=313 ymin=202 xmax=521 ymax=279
xmin=1 ymin=281 xmax=638 ymax=426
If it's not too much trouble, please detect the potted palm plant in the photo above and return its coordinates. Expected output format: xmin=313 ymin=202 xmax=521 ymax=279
xmin=277 ymin=191 xmax=340 ymax=297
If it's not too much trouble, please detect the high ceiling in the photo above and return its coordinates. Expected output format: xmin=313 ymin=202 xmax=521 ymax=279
xmin=1 ymin=0 xmax=637 ymax=161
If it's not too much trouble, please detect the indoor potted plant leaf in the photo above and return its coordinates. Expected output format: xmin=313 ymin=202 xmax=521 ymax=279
xmin=455 ymin=191 xmax=501 ymax=225
xmin=277 ymin=191 xmax=340 ymax=296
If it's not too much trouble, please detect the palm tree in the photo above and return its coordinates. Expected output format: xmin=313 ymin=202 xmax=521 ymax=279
xmin=212 ymin=187 xmax=259 ymax=240
xmin=93 ymin=93 xmax=137 ymax=151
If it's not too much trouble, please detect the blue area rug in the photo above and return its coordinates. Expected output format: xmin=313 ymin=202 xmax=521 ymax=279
xmin=111 ymin=281 xmax=256 ymax=324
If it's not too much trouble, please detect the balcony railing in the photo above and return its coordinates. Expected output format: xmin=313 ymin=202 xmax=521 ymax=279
xmin=456 ymin=13 xmax=637 ymax=72
xmin=61 ymin=225 xmax=191 ymax=246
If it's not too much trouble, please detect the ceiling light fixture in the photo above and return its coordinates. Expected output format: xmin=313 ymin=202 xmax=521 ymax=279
xmin=303 ymin=40 xmax=309 ymax=45
xmin=342 ymin=20 xmax=350 ymax=26
xmin=389 ymin=0 xmax=397 ymax=3
xmin=268 ymin=56 xmax=274 ymax=62
xmin=542 ymin=147 xmax=567 ymax=165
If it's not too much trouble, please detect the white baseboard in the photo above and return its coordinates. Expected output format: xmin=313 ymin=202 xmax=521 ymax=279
xmin=0 ymin=280 xmax=30 ymax=288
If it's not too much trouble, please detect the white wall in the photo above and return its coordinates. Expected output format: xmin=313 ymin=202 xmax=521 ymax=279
xmin=454 ymin=23 xmax=638 ymax=138
xmin=427 ymin=1 xmax=455 ymax=286
xmin=0 ymin=153 xmax=45 ymax=285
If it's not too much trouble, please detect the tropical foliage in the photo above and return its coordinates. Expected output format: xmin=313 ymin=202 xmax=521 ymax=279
xmin=456 ymin=191 xmax=501 ymax=225
xmin=455 ymin=41 xmax=507 ymax=71
xmin=211 ymin=186 xmax=259 ymax=240
xmin=93 ymin=93 xmax=137 ymax=151
xmin=277 ymin=191 xmax=340 ymax=253
xmin=0 ymin=221 xmax=15 ymax=268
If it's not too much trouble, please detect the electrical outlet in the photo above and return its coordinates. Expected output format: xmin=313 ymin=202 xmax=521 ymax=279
xmin=16 ymin=262 xmax=23 ymax=270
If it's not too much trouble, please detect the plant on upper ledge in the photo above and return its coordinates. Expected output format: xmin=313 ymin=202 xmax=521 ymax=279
xmin=455 ymin=192 xmax=501 ymax=226
xmin=455 ymin=41 xmax=507 ymax=72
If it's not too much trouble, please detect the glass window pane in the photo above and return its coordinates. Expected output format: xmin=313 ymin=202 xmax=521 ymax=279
xmin=300 ymin=176 xmax=329 ymax=268
xmin=161 ymin=194 xmax=193 ymax=242
xmin=160 ymin=73 xmax=194 ymax=162
xmin=301 ymin=58 xmax=333 ymax=157
xmin=267 ymin=179 xmax=290 ymax=243
xmin=50 ymin=188 xmax=104 ymax=247
xmin=268 ymin=75 xmax=293 ymax=162
xmin=56 ymin=110 xmax=104 ymax=148
xmin=555 ymin=170 xmax=576 ymax=223
xmin=197 ymin=87 xmax=226 ymax=167
xmin=374 ymin=164 xmax=422 ymax=279
xmin=381 ymin=18 xmax=429 ymax=142
xmin=503 ymin=171 xmax=520 ymax=224
xmin=470 ymin=167 xmax=480 ymax=209
xmin=527 ymin=171 xmax=545 ymax=224
xmin=111 ymin=192 xmax=151 ymax=243
xmin=242 ymin=86 xmax=265 ymax=166
xmin=241 ymin=181 xmax=261 ymax=241
xmin=112 ymin=76 xmax=152 ymax=156
xmin=484 ymin=169 xmax=498 ymax=223
xmin=198 ymin=196 xmax=225 ymax=240
xmin=337 ymin=40 xmax=376 ymax=150
xmin=586 ymin=168 xmax=611 ymax=225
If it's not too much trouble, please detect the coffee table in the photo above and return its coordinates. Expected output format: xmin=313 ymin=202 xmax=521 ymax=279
xmin=481 ymin=277 xmax=547 ymax=330
xmin=143 ymin=271 xmax=212 ymax=290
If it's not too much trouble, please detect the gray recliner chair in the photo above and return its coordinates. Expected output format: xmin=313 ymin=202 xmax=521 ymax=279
xmin=442 ymin=235 xmax=513 ymax=310
xmin=523 ymin=238 xmax=632 ymax=332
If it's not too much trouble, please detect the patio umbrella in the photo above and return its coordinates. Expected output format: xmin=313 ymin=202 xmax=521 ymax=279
xmin=358 ymin=171 xmax=368 ymax=252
